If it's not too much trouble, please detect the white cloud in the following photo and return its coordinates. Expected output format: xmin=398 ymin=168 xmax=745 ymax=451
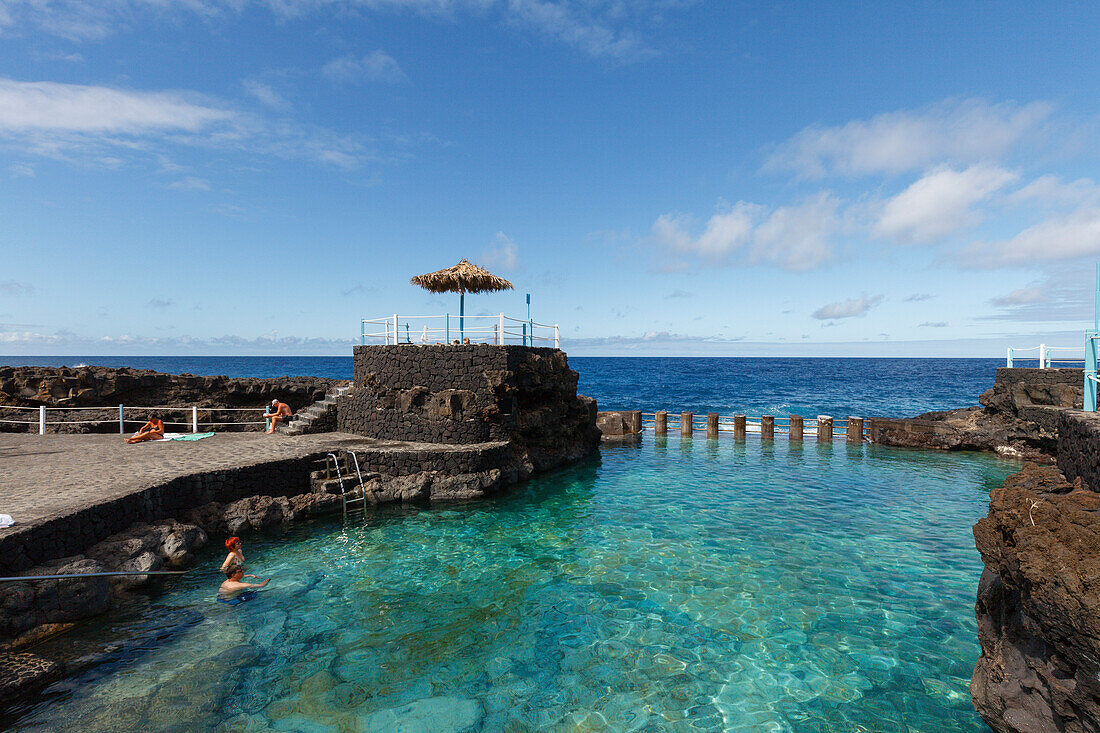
xmin=961 ymin=208 xmax=1100 ymax=267
xmin=9 ymin=161 xmax=33 ymax=176
xmin=0 ymin=0 xmax=673 ymax=59
xmin=874 ymin=165 xmax=1018 ymax=242
xmin=812 ymin=294 xmax=883 ymax=320
xmin=168 ymin=176 xmax=211 ymax=190
xmin=750 ymin=194 xmax=839 ymax=270
xmin=919 ymin=321 xmax=948 ymax=327
xmin=990 ymin=288 xmax=1043 ymax=306
xmin=652 ymin=194 xmax=837 ymax=271
xmin=479 ymin=231 xmax=519 ymax=270
xmin=243 ymin=79 xmax=289 ymax=110
xmin=0 ymin=78 xmax=232 ymax=133
xmin=0 ymin=77 xmax=367 ymax=168
xmin=1006 ymin=175 xmax=1100 ymax=209
xmin=766 ymin=99 xmax=1053 ymax=178
xmin=323 ymin=51 xmax=407 ymax=84
xmin=503 ymin=0 xmax=652 ymax=60
xmin=0 ymin=280 xmax=33 ymax=295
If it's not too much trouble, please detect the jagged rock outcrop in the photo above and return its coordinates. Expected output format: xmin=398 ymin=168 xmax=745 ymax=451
xmin=870 ymin=368 xmax=1082 ymax=460
xmin=0 ymin=365 xmax=346 ymax=433
xmin=972 ymin=462 xmax=1100 ymax=732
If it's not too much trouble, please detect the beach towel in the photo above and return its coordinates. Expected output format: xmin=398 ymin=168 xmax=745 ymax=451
xmin=154 ymin=432 xmax=216 ymax=442
xmin=170 ymin=432 xmax=216 ymax=441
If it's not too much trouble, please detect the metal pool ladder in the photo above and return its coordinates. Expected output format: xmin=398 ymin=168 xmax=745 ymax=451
xmin=326 ymin=452 xmax=369 ymax=521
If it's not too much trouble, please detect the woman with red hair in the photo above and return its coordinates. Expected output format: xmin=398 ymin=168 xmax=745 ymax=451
xmin=220 ymin=537 xmax=245 ymax=573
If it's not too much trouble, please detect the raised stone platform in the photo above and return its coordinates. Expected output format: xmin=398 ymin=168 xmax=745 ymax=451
xmin=0 ymin=433 xmax=508 ymax=574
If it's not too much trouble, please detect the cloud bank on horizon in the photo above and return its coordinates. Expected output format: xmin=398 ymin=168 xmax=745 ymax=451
xmin=2 ymin=1 xmax=1100 ymax=356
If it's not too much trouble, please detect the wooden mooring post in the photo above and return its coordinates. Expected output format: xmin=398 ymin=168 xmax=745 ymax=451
xmin=706 ymin=413 xmax=719 ymax=439
xmin=817 ymin=416 xmax=833 ymax=442
xmin=761 ymin=415 xmax=774 ymax=440
xmin=789 ymin=414 xmax=803 ymax=441
xmin=733 ymin=414 xmax=746 ymax=440
xmin=681 ymin=412 xmax=693 ymax=436
xmin=655 ymin=411 xmax=667 ymax=435
xmin=847 ymin=416 xmax=864 ymax=443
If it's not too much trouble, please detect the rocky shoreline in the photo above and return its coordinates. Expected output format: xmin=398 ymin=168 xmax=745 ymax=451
xmin=0 ymin=365 xmax=344 ymax=433
xmin=868 ymin=368 xmax=1082 ymax=461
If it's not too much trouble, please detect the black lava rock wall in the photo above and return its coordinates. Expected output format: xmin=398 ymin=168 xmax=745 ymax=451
xmin=337 ymin=344 xmax=600 ymax=472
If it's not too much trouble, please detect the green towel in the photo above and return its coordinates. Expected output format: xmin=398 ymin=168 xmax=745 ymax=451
xmin=170 ymin=432 xmax=216 ymax=441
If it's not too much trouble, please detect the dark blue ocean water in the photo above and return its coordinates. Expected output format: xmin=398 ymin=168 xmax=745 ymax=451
xmin=0 ymin=356 xmax=1002 ymax=418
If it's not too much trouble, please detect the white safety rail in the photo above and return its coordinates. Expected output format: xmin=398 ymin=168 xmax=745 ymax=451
xmin=1006 ymin=344 xmax=1085 ymax=368
xmin=361 ymin=313 xmax=560 ymax=348
xmin=639 ymin=413 xmax=865 ymax=439
xmin=0 ymin=405 xmax=271 ymax=435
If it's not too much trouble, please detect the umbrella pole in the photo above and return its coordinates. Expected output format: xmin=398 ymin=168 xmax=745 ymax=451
xmin=459 ymin=289 xmax=464 ymax=341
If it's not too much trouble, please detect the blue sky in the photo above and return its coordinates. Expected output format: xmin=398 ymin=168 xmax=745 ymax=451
xmin=2 ymin=0 xmax=1100 ymax=356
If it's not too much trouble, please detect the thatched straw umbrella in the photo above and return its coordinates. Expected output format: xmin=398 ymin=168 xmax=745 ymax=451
xmin=410 ymin=259 xmax=514 ymax=340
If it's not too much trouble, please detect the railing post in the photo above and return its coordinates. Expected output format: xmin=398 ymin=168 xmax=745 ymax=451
xmin=761 ymin=415 xmax=774 ymax=440
xmin=1006 ymin=347 xmax=1013 ymax=368
xmin=847 ymin=416 xmax=864 ymax=443
xmin=706 ymin=413 xmax=719 ymax=439
xmin=655 ymin=411 xmax=667 ymax=435
xmin=530 ymin=318 xmax=534 ymax=346
xmin=789 ymin=414 xmax=803 ymax=441
xmin=733 ymin=414 xmax=746 ymax=440
xmin=446 ymin=314 xmax=450 ymax=344
xmin=499 ymin=313 xmax=504 ymax=345
xmin=522 ymin=323 xmax=527 ymax=346
xmin=119 ymin=404 xmax=124 ymax=434
xmin=1039 ymin=343 xmax=1047 ymax=369
xmin=393 ymin=314 xmax=398 ymax=345
xmin=360 ymin=320 xmax=365 ymax=346
xmin=1087 ymin=333 xmax=1097 ymax=412
xmin=39 ymin=405 xmax=46 ymax=435
xmin=817 ymin=416 xmax=833 ymax=442
xmin=554 ymin=325 xmax=559 ymax=349
xmin=681 ymin=412 xmax=693 ymax=436
xmin=192 ymin=406 xmax=199 ymax=433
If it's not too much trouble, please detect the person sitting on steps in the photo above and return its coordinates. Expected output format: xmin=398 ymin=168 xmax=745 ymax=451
xmin=126 ymin=414 xmax=164 ymax=443
xmin=264 ymin=399 xmax=292 ymax=434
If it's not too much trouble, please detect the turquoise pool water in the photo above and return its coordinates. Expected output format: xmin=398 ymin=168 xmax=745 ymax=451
xmin=7 ymin=439 xmax=1018 ymax=732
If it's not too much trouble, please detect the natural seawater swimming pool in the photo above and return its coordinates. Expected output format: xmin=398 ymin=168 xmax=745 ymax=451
xmin=7 ymin=438 xmax=1018 ymax=732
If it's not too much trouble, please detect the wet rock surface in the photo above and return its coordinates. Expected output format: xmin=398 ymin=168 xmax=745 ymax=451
xmin=972 ymin=462 xmax=1100 ymax=732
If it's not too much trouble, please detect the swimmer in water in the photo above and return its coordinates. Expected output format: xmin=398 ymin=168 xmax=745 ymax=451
xmin=220 ymin=537 xmax=245 ymax=573
xmin=219 ymin=565 xmax=269 ymax=601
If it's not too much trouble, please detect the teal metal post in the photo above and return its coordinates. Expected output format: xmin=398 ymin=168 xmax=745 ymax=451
xmin=526 ymin=293 xmax=531 ymax=346
xmin=446 ymin=313 xmax=450 ymax=343
xmin=1087 ymin=331 xmax=1097 ymax=412
xmin=522 ymin=323 xmax=527 ymax=346
xmin=119 ymin=404 xmax=124 ymax=434
xmin=405 ymin=323 xmax=410 ymax=343
xmin=459 ymin=290 xmax=464 ymax=342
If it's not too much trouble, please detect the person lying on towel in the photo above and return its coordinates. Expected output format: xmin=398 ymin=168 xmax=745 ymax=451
xmin=125 ymin=415 xmax=164 ymax=444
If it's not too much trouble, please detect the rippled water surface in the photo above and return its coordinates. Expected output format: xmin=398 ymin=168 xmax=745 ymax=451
xmin=7 ymin=439 xmax=1018 ymax=732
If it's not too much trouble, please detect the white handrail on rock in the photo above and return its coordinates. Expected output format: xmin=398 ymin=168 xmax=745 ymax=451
xmin=360 ymin=313 xmax=560 ymax=348
xmin=1006 ymin=344 xmax=1084 ymax=369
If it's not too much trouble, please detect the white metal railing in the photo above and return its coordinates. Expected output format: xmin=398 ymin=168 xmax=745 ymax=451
xmin=0 ymin=405 xmax=270 ymax=435
xmin=1006 ymin=344 xmax=1084 ymax=368
xmin=360 ymin=313 xmax=560 ymax=348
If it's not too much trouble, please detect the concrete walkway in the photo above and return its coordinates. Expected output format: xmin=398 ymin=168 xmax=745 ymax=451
xmin=0 ymin=432 xmax=474 ymax=532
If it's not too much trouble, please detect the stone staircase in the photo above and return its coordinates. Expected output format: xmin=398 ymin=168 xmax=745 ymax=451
xmin=279 ymin=383 xmax=352 ymax=436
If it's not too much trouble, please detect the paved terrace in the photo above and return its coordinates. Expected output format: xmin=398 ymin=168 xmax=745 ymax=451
xmin=0 ymin=433 xmax=508 ymax=572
